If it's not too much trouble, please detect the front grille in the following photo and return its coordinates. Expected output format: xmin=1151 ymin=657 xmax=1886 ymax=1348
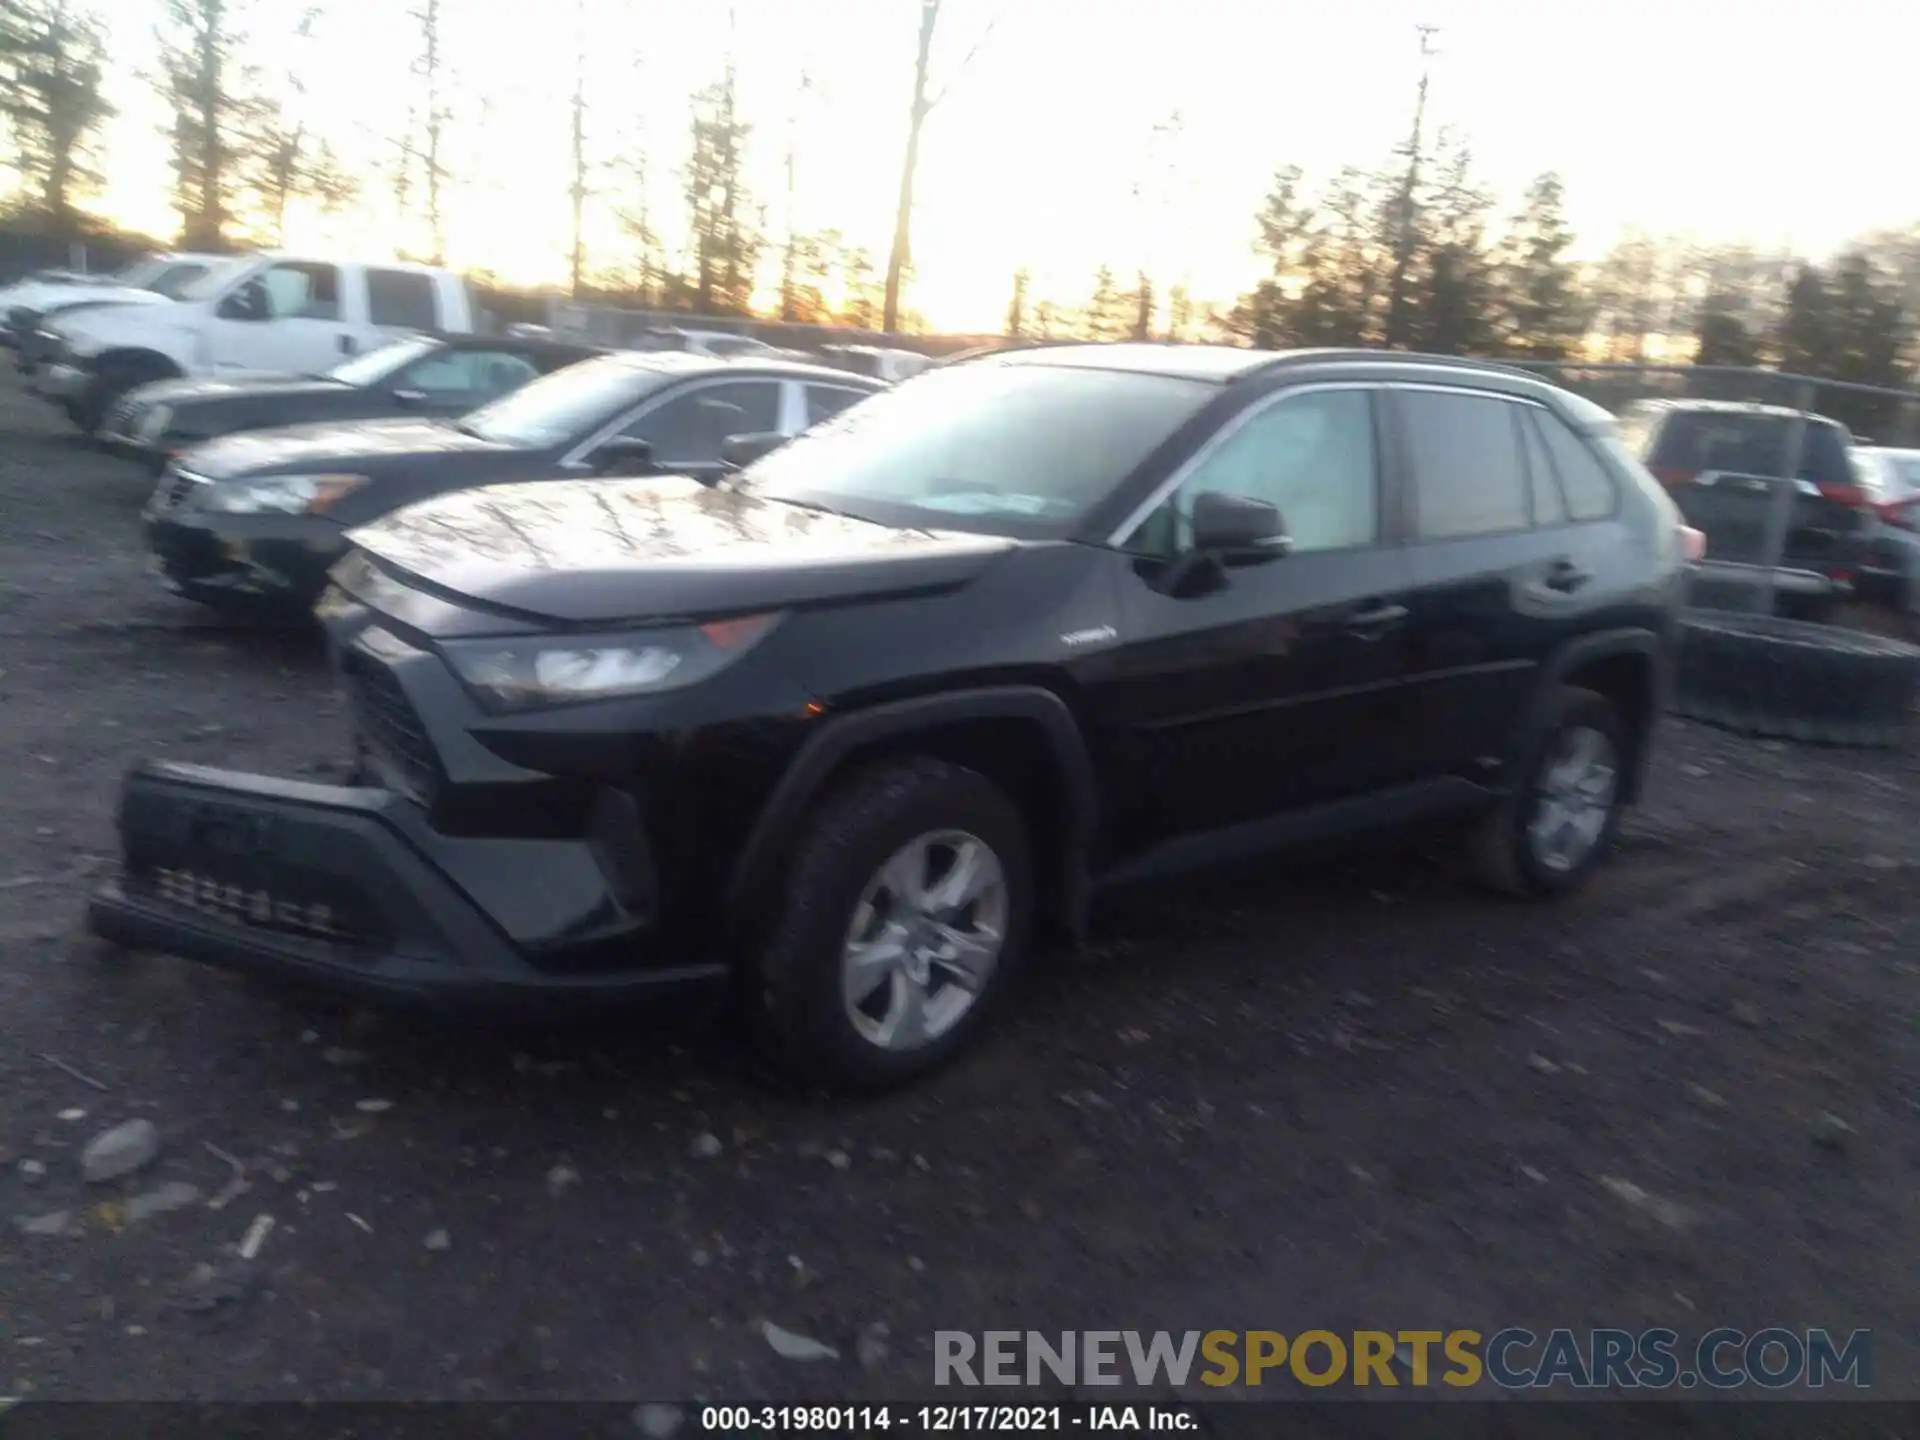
xmin=342 ymin=653 xmax=438 ymax=802
xmin=126 ymin=864 xmax=385 ymax=949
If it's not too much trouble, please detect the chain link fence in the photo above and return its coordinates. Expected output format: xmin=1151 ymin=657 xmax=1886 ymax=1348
xmin=540 ymin=299 xmax=988 ymax=358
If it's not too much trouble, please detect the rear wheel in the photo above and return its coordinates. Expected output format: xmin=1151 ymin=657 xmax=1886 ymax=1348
xmin=747 ymin=758 xmax=1033 ymax=1091
xmin=1469 ymin=685 xmax=1628 ymax=898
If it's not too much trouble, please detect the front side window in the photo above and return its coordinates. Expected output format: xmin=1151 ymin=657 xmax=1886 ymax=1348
xmin=741 ymin=363 xmax=1216 ymax=539
xmin=1401 ymin=389 xmax=1532 ymax=540
xmin=623 ymin=380 xmax=783 ymax=464
xmin=366 ymin=269 xmax=440 ymax=330
xmin=806 ymin=384 xmax=871 ymax=426
xmin=1136 ymin=388 xmax=1378 ymax=556
xmin=257 ymin=262 xmax=340 ymax=320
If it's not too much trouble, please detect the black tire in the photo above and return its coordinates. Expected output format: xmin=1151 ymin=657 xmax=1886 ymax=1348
xmin=74 ymin=356 xmax=174 ymax=436
xmin=1469 ymin=685 xmax=1628 ymax=899
xmin=746 ymin=757 xmax=1034 ymax=1091
xmin=1674 ymin=608 xmax=1920 ymax=748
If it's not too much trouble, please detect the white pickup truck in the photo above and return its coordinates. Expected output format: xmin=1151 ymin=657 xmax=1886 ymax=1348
xmin=33 ymin=253 xmax=479 ymax=433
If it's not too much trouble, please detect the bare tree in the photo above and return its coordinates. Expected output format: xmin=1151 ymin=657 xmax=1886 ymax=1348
xmin=1382 ymin=24 xmax=1439 ymax=349
xmin=0 ymin=0 xmax=114 ymax=237
xmin=244 ymin=7 xmax=355 ymax=245
xmin=410 ymin=0 xmax=448 ymax=263
xmin=568 ymin=0 xmax=587 ymax=295
xmin=881 ymin=0 xmax=994 ymax=333
xmin=779 ymin=68 xmax=815 ymax=322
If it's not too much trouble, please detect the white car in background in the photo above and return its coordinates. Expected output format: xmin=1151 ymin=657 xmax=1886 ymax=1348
xmin=31 ymin=253 xmax=480 ymax=433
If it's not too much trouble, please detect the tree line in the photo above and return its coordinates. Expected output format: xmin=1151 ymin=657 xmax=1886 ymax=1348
xmin=4 ymin=0 xmax=1918 ymax=405
xmin=0 ymin=0 xmax=994 ymax=336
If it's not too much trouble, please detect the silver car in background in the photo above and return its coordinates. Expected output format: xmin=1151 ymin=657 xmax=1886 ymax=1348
xmin=1853 ymin=445 xmax=1920 ymax=615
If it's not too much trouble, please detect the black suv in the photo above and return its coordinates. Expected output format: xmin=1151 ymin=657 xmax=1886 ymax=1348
xmin=88 ymin=346 xmax=1691 ymax=1089
xmin=1617 ymin=399 xmax=1869 ymax=616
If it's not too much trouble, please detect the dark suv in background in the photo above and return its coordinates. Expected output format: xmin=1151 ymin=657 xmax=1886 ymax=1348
xmin=1617 ymin=399 xmax=1868 ymax=617
xmin=90 ymin=346 xmax=1694 ymax=1090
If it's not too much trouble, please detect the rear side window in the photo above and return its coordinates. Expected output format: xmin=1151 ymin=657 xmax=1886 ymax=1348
xmin=366 ymin=269 xmax=440 ymax=330
xmin=1400 ymin=389 xmax=1531 ymax=539
xmin=806 ymin=385 xmax=870 ymax=426
xmin=1516 ymin=409 xmax=1566 ymax=526
xmin=1531 ymin=410 xmax=1619 ymax=521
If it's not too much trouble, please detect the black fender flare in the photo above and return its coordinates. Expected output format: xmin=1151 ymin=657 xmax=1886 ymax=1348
xmin=1515 ymin=627 xmax=1669 ymax=803
xmin=725 ymin=685 xmax=1100 ymax=936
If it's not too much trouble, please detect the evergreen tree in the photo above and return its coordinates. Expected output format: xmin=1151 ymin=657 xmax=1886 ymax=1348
xmin=1490 ymin=172 xmax=1585 ymax=359
xmin=0 ymin=0 xmax=114 ymax=237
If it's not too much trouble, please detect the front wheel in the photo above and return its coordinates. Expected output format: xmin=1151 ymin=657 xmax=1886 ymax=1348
xmin=1469 ymin=685 xmax=1628 ymax=898
xmin=747 ymin=758 xmax=1034 ymax=1091
xmin=75 ymin=357 xmax=174 ymax=436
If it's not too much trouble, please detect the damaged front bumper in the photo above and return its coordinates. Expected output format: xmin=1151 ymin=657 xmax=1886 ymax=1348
xmin=85 ymin=761 xmax=729 ymax=1015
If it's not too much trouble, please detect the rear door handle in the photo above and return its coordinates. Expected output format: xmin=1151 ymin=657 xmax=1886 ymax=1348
xmin=1343 ymin=600 xmax=1408 ymax=638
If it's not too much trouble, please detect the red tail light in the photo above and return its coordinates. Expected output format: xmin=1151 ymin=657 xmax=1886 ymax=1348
xmin=1651 ymin=466 xmax=1696 ymax=488
xmin=1680 ymin=526 xmax=1707 ymax=563
xmin=1815 ymin=482 xmax=1869 ymax=507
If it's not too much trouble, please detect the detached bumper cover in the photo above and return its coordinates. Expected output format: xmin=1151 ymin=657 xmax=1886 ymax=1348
xmin=86 ymin=761 xmax=727 ymax=1012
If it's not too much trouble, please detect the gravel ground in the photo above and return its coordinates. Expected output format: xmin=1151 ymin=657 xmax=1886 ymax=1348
xmin=2 ymin=370 xmax=1918 ymax=1406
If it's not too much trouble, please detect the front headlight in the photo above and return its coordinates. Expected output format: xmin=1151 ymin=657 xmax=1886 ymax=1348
xmin=136 ymin=404 xmax=173 ymax=442
xmin=200 ymin=473 xmax=369 ymax=516
xmin=441 ymin=613 xmax=784 ymax=712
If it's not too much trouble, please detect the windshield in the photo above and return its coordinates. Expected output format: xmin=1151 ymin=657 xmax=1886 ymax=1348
xmin=328 ymin=334 xmax=441 ymax=386
xmin=146 ymin=262 xmax=212 ymax=298
xmin=173 ymin=258 xmax=253 ymax=302
xmin=459 ymin=354 xmax=660 ymax=448
xmin=107 ymin=257 xmax=164 ymax=286
xmin=738 ymin=362 xmax=1216 ymax=537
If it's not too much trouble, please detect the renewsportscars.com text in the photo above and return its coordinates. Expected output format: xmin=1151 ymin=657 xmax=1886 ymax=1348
xmin=933 ymin=1328 xmax=1872 ymax=1391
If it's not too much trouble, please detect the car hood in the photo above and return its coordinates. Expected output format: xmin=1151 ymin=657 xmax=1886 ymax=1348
xmin=28 ymin=285 xmax=173 ymax=315
xmin=180 ymin=418 xmax=512 ymax=479
xmin=348 ymin=476 xmax=1019 ymax=624
xmin=135 ymin=373 xmax=352 ymax=407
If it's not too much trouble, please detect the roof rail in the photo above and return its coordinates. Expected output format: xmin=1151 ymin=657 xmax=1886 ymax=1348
xmin=1239 ymin=348 xmax=1552 ymax=383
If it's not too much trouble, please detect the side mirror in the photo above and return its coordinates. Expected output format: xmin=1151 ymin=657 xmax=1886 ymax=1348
xmin=590 ymin=437 xmax=658 ymax=476
xmin=216 ymin=284 xmax=268 ymax=322
xmin=720 ymin=430 xmax=789 ymax=471
xmin=1190 ymin=491 xmax=1292 ymax=559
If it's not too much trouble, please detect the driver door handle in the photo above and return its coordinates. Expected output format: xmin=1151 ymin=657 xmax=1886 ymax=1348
xmin=1343 ymin=600 xmax=1408 ymax=638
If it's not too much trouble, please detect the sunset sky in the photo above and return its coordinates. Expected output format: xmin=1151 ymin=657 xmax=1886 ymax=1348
xmin=29 ymin=0 xmax=1920 ymax=332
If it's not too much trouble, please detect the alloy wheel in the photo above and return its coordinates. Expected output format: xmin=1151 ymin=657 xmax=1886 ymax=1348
xmin=1525 ymin=725 xmax=1619 ymax=873
xmin=840 ymin=829 xmax=1009 ymax=1052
